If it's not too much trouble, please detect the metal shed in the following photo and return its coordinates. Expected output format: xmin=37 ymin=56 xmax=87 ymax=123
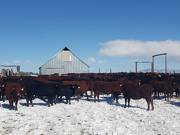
xmin=39 ymin=47 xmax=89 ymax=75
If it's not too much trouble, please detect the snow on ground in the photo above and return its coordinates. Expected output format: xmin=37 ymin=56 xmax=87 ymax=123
xmin=0 ymin=96 xmax=179 ymax=135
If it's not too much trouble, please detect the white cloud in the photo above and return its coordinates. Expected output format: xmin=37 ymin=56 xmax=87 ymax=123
xmin=99 ymin=40 xmax=180 ymax=58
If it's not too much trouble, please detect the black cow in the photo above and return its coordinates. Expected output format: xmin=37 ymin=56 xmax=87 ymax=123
xmin=21 ymin=78 xmax=61 ymax=107
xmin=56 ymin=85 xmax=80 ymax=104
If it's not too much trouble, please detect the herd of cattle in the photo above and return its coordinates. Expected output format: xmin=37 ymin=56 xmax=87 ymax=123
xmin=0 ymin=72 xmax=180 ymax=111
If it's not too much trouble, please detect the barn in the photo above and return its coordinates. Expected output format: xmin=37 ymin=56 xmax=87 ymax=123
xmin=39 ymin=47 xmax=89 ymax=75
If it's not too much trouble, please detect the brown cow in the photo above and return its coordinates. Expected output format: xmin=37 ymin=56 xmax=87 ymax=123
xmin=4 ymin=82 xmax=25 ymax=110
xmin=122 ymin=80 xmax=154 ymax=111
xmin=93 ymin=80 xmax=123 ymax=103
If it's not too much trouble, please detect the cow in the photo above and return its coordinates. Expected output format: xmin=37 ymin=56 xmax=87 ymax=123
xmin=62 ymin=80 xmax=93 ymax=100
xmin=151 ymin=80 xmax=174 ymax=101
xmin=21 ymin=77 xmax=61 ymax=107
xmin=3 ymin=82 xmax=25 ymax=110
xmin=121 ymin=80 xmax=154 ymax=111
xmin=56 ymin=84 xmax=80 ymax=104
xmin=93 ymin=79 xmax=123 ymax=103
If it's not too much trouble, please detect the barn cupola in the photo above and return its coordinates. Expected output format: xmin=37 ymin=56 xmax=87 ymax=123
xmin=62 ymin=47 xmax=70 ymax=51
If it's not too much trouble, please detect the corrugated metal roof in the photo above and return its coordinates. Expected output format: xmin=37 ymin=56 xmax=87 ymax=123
xmin=39 ymin=47 xmax=89 ymax=68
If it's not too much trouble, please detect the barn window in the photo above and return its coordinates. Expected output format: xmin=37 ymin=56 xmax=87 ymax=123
xmin=61 ymin=52 xmax=72 ymax=61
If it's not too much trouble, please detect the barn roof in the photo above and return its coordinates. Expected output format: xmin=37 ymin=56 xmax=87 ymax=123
xmin=39 ymin=47 xmax=90 ymax=69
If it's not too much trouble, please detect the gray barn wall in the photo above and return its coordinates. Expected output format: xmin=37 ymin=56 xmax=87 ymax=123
xmin=39 ymin=48 xmax=89 ymax=75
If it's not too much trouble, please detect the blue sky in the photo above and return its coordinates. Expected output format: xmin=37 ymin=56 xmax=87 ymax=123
xmin=0 ymin=0 xmax=180 ymax=73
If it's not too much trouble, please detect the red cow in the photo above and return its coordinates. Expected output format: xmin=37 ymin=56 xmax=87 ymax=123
xmin=4 ymin=82 xmax=25 ymax=110
xmin=93 ymin=80 xmax=123 ymax=103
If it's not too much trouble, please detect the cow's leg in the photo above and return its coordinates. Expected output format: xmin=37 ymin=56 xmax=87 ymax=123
xmin=2 ymin=96 xmax=5 ymax=102
xmin=12 ymin=101 xmax=14 ymax=110
xmin=50 ymin=96 xmax=53 ymax=106
xmin=69 ymin=97 xmax=71 ymax=104
xmin=176 ymin=90 xmax=178 ymax=97
xmin=97 ymin=93 xmax=100 ymax=102
xmin=26 ymin=98 xmax=29 ymax=107
xmin=47 ymin=97 xmax=50 ymax=107
xmin=167 ymin=93 xmax=170 ymax=101
xmin=112 ymin=94 xmax=115 ymax=101
xmin=150 ymin=97 xmax=154 ymax=110
xmin=147 ymin=101 xmax=150 ymax=111
xmin=47 ymin=102 xmax=50 ymax=107
xmin=27 ymin=96 xmax=33 ymax=107
xmin=60 ymin=96 xmax=63 ymax=102
xmin=90 ymin=90 xmax=93 ymax=98
xmin=9 ymin=100 xmax=13 ymax=110
xmin=77 ymin=94 xmax=80 ymax=102
xmin=115 ymin=93 xmax=119 ymax=104
xmin=166 ymin=93 xmax=168 ymax=101
xmin=128 ymin=98 xmax=130 ymax=107
xmin=124 ymin=98 xmax=127 ymax=108
xmin=2 ymin=92 xmax=5 ymax=102
xmin=164 ymin=92 xmax=167 ymax=101
xmin=166 ymin=92 xmax=170 ymax=101
xmin=30 ymin=97 xmax=33 ymax=107
xmin=94 ymin=92 xmax=96 ymax=102
xmin=86 ymin=92 xmax=89 ymax=101
xmin=65 ymin=96 xmax=69 ymax=104
xmin=53 ymin=95 xmax=56 ymax=104
xmin=146 ymin=99 xmax=150 ymax=111
xmin=15 ymin=99 xmax=18 ymax=110
xmin=113 ymin=93 xmax=118 ymax=104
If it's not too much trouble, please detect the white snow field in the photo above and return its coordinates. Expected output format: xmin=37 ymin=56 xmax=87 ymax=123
xmin=0 ymin=96 xmax=179 ymax=135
